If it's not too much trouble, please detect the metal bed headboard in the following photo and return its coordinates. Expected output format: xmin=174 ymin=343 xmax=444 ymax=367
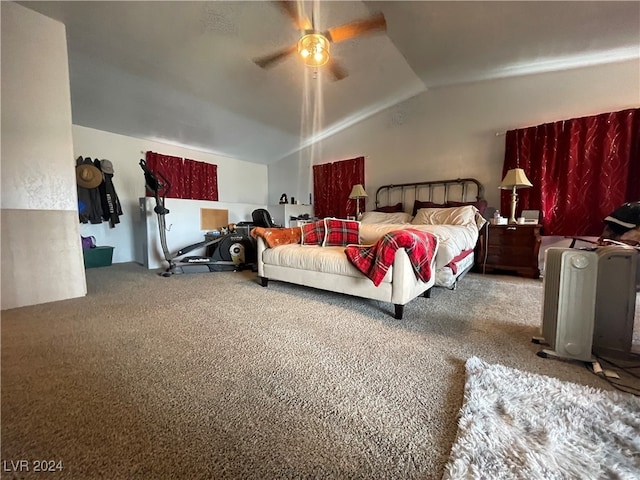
xmin=374 ymin=178 xmax=484 ymax=211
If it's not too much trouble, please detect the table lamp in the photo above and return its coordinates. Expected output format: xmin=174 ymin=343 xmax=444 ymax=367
xmin=499 ymin=168 xmax=533 ymax=224
xmin=348 ymin=184 xmax=368 ymax=219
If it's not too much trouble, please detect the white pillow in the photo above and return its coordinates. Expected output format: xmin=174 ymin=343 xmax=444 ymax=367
xmin=360 ymin=211 xmax=413 ymax=224
xmin=411 ymin=205 xmax=478 ymax=226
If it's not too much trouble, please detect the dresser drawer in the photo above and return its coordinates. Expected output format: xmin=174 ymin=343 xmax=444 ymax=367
xmin=487 ymin=244 xmax=532 ymax=258
xmin=489 ymin=226 xmax=536 ymax=245
xmin=475 ymin=223 xmax=542 ymax=278
xmin=486 ymin=252 xmax=534 ymax=267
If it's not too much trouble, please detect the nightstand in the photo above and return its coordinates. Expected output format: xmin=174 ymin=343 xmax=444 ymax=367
xmin=475 ymin=223 xmax=542 ymax=278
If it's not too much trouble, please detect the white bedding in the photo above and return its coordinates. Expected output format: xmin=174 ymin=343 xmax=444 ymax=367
xmin=435 ymin=250 xmax=475 ymax=289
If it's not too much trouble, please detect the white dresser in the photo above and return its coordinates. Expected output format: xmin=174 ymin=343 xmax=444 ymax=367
xmin=269 ymin=204 xmax=314 ymax=227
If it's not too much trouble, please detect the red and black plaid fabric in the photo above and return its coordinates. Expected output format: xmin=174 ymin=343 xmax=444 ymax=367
xmin=301 ymin=220 xmax=326 ymax=246
xmin=446 ymin=248 xmax=474 ymax=274
xmin=345 ymin=229 xmax=438 ymax=287
xmin=323 ymin=218 xmax=360 ymax=246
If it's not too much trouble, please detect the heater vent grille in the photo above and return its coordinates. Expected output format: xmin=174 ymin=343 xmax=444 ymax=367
xmin=541 ymin=248 xmax=598 ymax=361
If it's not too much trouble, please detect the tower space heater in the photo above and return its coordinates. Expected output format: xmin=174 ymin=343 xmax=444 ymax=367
xmin=538 ymin=248 xmax=599 ymax=361
xmin=592 ymin=246 xmax=638 ymax=357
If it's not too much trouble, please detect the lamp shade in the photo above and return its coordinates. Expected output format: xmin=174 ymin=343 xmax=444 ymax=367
xmin=348 ymin=184 xmax=368 ymax=199
xmin=499 ymin=168 xmax=533 ymax=189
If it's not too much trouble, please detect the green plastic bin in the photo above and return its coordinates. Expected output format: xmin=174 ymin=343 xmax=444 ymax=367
xmin=83 ymin=246 xmax=114 ymax=268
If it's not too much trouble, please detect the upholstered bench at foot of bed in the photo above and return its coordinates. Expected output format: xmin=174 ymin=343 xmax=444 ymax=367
xmin=392 ymin=287 xmax=432 ymax=319
xmin=259 ymin=274 xmax=432 ymax=320
xmin=255 ymin=237 xmax=436 ymax=319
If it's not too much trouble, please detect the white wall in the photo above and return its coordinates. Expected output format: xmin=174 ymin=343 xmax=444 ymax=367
xmin=72 ymin=126 xmax=268 ymax=266
xmin=271 ymin=59 xmax=640 ymax=212
xmin=1 ymin=2 xmax=87 ymax=310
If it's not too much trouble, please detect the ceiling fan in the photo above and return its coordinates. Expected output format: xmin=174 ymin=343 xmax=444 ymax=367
xmin=253 ymin=1 xmax=387 ymax=81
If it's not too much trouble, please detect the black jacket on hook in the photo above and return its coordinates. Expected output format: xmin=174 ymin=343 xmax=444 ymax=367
xmin=96 ymin=159 xmax=123 ymax=228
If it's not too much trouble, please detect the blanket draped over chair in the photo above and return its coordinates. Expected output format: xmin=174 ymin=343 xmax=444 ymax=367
xmin=345 ymin=229 xmax=438 ymax=286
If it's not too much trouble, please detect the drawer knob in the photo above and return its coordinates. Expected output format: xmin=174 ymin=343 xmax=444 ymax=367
xmin=507 ymin=226 xmax=517 ymax=231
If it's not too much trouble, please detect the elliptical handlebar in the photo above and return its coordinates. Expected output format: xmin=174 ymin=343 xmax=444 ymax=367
xmin=140 ymin=159 xmax=171 ymax=215
xmin=140 ymin=159 xmax=175 ymax=269
xmin=140 ymin=159 xmax=171 ymax=195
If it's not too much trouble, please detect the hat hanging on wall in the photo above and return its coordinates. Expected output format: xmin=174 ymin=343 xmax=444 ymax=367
xmin=76 ymin=163 xmax=103 ymax=188
xmin=100 ymin=159 xmax=114 ymax=175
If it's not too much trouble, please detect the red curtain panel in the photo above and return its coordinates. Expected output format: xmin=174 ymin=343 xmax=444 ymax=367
xmin=313 ymin=156 xmax=365 ymax=218
xmin=145 ymin=151 xmax=185 ymax=198
xmin=312 ymin=162 xmax=333 ymax=218
xmin=146 ymin=152 xmax=219 ymax=201
xmin=183 ymin=158 xmax=219 ymax=201
xmin=502 ymin=108 xmax=640 ymax=236
xmin=331 ymin=157 xmax=365 ymax=218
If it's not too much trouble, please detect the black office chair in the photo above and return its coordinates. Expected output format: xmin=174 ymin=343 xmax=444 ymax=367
xmin=568 ymin=201 xmax=640 ymax=248
xmin=252 ymin=209 xmax=280 ymax=228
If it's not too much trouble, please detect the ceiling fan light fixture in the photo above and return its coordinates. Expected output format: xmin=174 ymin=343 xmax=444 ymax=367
xmin=297 ymin=33 xmax=330 ymax=67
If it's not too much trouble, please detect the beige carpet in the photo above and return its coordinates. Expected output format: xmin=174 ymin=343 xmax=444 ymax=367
xmin=2 ymin=263 xmax=638 ymax=479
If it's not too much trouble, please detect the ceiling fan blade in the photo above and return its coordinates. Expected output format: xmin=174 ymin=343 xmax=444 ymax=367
xmin=327 ymin=59 xmax=348 ymax=81
xmin=324 ymin=12 xmax=386 ymax=43
xmin=276 ymin=1 xmax=312 ymax=31
xmin=253 ymin=44 xmax=297 ymax=69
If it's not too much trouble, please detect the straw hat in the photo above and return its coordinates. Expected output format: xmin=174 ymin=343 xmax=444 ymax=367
xmin=76 ymin=163 xmax=103 ymax=188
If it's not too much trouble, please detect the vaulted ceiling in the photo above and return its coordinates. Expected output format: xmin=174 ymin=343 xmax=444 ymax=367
xmin=20 ymin=1 xmax=640 ymax=164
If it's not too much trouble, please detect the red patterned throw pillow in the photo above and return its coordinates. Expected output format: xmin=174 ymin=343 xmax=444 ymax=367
xmin=322 ymin=218 xmax=360 ymax=247
xmin=301 ymin=220 xmax=326 ymax=246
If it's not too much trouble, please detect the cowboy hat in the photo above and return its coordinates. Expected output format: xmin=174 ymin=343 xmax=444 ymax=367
xmin=76 ymin=163 xmax=103 ymax=188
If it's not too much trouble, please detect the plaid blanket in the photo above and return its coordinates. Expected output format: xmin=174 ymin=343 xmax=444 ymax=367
xmin=345 ymin=229 xmax=438 ymax=287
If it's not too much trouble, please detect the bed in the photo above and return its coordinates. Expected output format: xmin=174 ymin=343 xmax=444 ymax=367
xmin=360 ymin=178 xmax=488 ymax=289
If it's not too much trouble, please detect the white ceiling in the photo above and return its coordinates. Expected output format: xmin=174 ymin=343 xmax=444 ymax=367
xmin=20 ymin=1 xmax=640 ymax=164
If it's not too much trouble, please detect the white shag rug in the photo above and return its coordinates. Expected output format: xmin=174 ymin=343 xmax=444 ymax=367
xmin=443 ymin=357 xmax=640 ymax=480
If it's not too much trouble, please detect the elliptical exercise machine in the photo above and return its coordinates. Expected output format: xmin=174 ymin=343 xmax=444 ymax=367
xmin=140 ymin=159 xmax=256 ymax=277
